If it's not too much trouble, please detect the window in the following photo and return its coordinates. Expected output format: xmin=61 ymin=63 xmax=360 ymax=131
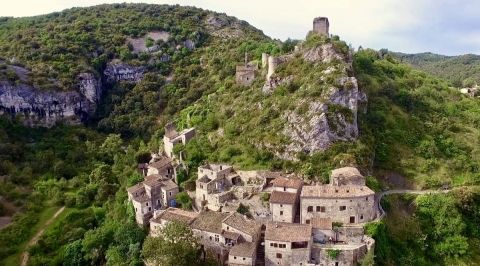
xmin=146 ymin=202 xmax=149 ymax=206
xmin=215 ymin=235 xmax=219 ymax=242
xmin=316 ymin=206 xmax=320 ymax=212
xmin=169 ymin=192 xmax=172 ymax=196
xmin=270 ymin=243 xmax=274 ymax=247
xmin=366 ymin=197 xmax=369 ymax=201
xmin=210 ymin=236 xmax=212 ymax=241
xmin=360 ymin=214 xmax=364 ymax=220
xmin=157 ymin=199 xmax=160 ymax=204
xmin=306 ymin=219 xmax=310 ymax=224
xmin=283 ymin=187 xmax=286 ymax=191
xmin=280 ymin=211 xmax=283 ymax=216
xmin=339 ymin=206 xmax=346 ymax=211
xmin=279 ymin=244 xmax=286 ymax=248
xmin=307 ymin=206 xmax=313 ymax=212
xmin=234 ymin=257 xmax=237 ymax=259
xmin=280 ymin=204 xmax=283 ymax=207
xmin=335 ymin=262 xmax=339 ymax=266
xmin=148 ymin=207 xmax=151 ymax=211
xmin=227 ymin=226 xmax=229 ymax=230
xmin=276 ymin=253 xmax=282 ymax=259
xmin=274 ymin=243 xmax=278 ymax=247
xmin=320 ymin=206 xmax=326 ymax=212
xmin=243 ymin=258 xmax=246 ymax=261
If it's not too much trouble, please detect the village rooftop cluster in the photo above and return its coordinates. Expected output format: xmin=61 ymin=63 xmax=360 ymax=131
xmin=127 ymin=17 xmax=378 ymax=266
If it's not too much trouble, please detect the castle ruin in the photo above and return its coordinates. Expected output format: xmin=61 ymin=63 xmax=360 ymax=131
xmin=313 ymin=17 xmax=329 ymax=36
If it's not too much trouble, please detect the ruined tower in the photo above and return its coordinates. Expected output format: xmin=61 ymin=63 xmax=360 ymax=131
xmin=313 ymin=17 xmax=329 ymax=36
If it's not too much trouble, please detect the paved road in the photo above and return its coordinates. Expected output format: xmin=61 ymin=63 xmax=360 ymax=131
xmin=375 ymin=189 xmax=450 ymax=220
xmin=21 ymin=206 xmax=65 ymax=266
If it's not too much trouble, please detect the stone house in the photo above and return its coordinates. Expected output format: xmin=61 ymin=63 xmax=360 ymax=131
xmin=228 ymin=242 xmax=257 ymax=266
xmin=149 ymin=207 xmax=199 ymax=237
xmin=127 ymin=175 xmax=179 ymax=225
xmin=163 ymin=122 xmax=196 ymax=158
xmin=265 ymin=222 xmax=312 ymax=266
xmin=300 ymin=185 xmax=375 ymax=225
xmin=270 ymin=177 xmax=303 ymax=223
xmin=195 ymin=164 xmax=241 ymax=211
xmin=270 ymin=191 xmax=297 ymax=223
xmin=146 ymin=155 xmax=175 ymax=179
xmin=191 ymin=211 xmax=260 ymax=265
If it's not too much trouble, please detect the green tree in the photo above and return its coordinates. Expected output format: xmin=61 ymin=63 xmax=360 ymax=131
xmin=142 ymin=221 xmax=200 ymax=266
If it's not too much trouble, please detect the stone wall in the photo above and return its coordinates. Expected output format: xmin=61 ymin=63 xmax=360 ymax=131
xmin=265 ymin=240 xmax=311 ymax=266
xmin=311 ymin=243 xmax=368 ymax=266
xmin=270 ymin=202 xmax=295 ymax=223
xmin=229 ymin=254 xmax=254 ymax=265
xmin=300 ymin=195 xmax=375 ymax=224
xmin=313 ymin=17 xmax=329 ymax=36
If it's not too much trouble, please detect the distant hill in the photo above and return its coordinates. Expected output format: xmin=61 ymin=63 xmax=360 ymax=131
xmin=391 ymin=52 xmax=480 ymax=87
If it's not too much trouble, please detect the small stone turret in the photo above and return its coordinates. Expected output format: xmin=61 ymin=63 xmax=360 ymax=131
xmin=313 ymin=17 xmax=329 ymax=36
xmin=261 ymin=53 xmax=269 ymax=68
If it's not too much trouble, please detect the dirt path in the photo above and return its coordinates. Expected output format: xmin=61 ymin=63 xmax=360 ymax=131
xmin=20 ymin=206 xmax=65 ymax=266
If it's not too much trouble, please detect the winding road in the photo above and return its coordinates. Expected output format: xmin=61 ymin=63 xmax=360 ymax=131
xmin=375 ymin=189 xmax=450 ymax=220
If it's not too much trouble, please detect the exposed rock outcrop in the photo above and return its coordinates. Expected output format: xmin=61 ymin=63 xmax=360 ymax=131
xmin=282 ymin=77 xmax=364 ymax=158
xmin=104 ymin=63 xmax=145 ymax=83
xmin=271 ymin=43 xmax=366 ymax=159
xmin=0 ymin=82 xmax=95 ymax=127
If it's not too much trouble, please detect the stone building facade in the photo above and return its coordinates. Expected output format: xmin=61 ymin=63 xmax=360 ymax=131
xmin=265 ymin=222 xmax=312 ymax=266
xmin=191 ymin=211 xmax=261 ymax=265
xmin=236 ymin=65 xmax=257 ymax=86
xmin=195 ymin=164 xmax=240 ymax=211
xmin=300 ymin=185 xmax=375 ymax=224
xmin=269 ymin=177 xmax=303 ymax=223
xmin=146 ymin=156 xmax=175 ymax=179
xmin=163 ymin=122 xmax=196 ymax=158
xmin=127 ymin=174 xmax=179 ymax=225
xmin=313 ymin=17 xmax=330 ymax=36
xmin=149 ymin=207 xmax=199 ymax=236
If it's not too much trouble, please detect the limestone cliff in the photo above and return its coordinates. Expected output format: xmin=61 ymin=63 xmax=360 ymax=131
xmin=0 ymin=80 xmax=97 ymax=127
xmin=104 ymin=63 xmax=145 ymax=83
xmin=265 ymin=42 xmax=366 ymax=159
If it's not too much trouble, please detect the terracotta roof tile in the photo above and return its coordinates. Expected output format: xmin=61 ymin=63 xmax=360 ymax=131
xmin=269 ymin=191 xmax=297 ymax=205
xmin=191 ymin=211 xmax=230 ymax=234
xmin=160 ymin=179 xmax=178 ymax=191
xmin=301 ymin=185 xmax=374 ymax=198
xmin=229 ymin=242 xmax=257 ymax=257
xmin=265 ymin=222 xmax=312 ymax=242
xmin=148 ymin=157 xmax=173 ymax=170
xmin=222 ymin=213 xmax=260 ymax=237
xmin=272 ymin=177 xmax=303 ymax=190
xmin=150 ymin=208 xmax=198 ymax=225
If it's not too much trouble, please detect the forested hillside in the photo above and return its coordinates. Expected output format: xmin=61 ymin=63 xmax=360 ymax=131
xmin=0 ymin=4 xmax=479 ymax=266
xmin=392 ymin=52 xmax=480 ymax=87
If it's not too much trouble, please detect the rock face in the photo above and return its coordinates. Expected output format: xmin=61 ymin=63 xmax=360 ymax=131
xmin=0 ymin=62 xmax=102 ymax=126
xmin=282 ymin=77 xmax=365 ymax=158
xmin=275 ymin=44 xmax=366 ymax=159
xmin=104 ymin=63 xmax=145 ymax=83
xmin=0 ymin=81 xmax=96 ymax=127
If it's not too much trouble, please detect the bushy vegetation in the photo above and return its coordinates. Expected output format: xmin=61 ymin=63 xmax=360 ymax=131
xmin=365 ymin=189 xmax=480 ymax=265
xmin=355 ymin=49 xmax=480 ymax=187
xmin=392 ymin=51 xmax=480 ymax=87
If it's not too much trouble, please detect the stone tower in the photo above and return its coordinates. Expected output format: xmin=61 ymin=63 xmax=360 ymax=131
xmin=313 ymin=17 xmax=329 ymax=36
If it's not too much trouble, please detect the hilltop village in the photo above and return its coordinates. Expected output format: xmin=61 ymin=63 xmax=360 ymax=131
xmin=127 ymin=17 xmax=377 ymax=266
